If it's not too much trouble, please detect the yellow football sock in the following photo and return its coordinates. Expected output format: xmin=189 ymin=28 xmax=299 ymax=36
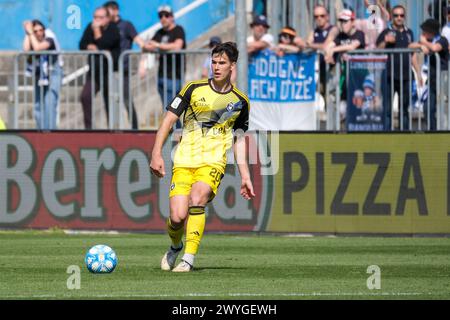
xmin=167 ymin=218 xmax=184 ymax=248
xmin=185 ymin=206 xmax=206 ymax=255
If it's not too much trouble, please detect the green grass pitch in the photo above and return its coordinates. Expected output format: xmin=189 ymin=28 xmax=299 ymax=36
xmin=0 ymin=230 xmax=449 ymax=299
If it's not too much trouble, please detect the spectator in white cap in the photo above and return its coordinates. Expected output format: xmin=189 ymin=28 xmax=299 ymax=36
xmin=144 ymin=5 xmax=186 ymax=129
xmin=324 ymin=8 xmax=366 ymax=119
xmin=324 ymin=9 xmax=365 ymax=65
xmin=247 ymin=15 xmax=274 ymax=54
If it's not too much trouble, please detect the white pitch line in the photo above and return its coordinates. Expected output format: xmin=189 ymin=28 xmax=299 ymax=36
xmin=0 ymin=292 xmax=437 ymax=299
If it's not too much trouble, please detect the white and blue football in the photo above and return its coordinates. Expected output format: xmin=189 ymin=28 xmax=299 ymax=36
xmin=85 ymin=244 xmax=117 ymax=273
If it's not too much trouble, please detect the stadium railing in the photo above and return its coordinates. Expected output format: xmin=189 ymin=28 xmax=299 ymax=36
xmin=328 ymin=49 xmax=449 ymax=131
xmin=117 ymin=49 xmax=210 ymax=130
xmin=12 ymin=51 xmax=114 ymax=129
xmin=10 ymin=48 xmax=449 ymax=132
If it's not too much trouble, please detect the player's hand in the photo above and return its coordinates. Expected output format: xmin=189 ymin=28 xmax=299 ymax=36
xmin=240 ymin=178 xmax=255 ymax=200
xmin=150 ymin=154 xmax=165 ymax=178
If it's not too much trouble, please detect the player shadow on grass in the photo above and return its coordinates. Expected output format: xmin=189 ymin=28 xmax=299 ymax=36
xmin=153 ymin=266 xmax=247 ymax=271
xmin=192 ymin=266 xmax=247 ymax=271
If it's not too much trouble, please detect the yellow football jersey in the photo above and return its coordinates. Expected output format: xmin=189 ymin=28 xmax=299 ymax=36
xmin=167 ymin=79 xmax=250 ymax=170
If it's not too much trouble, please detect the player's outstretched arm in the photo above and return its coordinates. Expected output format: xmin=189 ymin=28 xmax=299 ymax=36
xmin=150 ymin=111 xmax=179 ymax=178
xmin=233 ymin=134 xmax=256 ymax=200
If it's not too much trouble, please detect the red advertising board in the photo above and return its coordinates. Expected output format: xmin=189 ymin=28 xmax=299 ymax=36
xmin=0 ymin=132 xmax=272 ymax=232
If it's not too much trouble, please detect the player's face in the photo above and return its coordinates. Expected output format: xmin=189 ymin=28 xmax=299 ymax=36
xmin=211 ymin=52 xmax=235 ymax=82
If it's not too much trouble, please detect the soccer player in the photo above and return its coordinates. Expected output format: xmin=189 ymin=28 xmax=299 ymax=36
xmin=150 ymin=42 xmax=255 ymax=272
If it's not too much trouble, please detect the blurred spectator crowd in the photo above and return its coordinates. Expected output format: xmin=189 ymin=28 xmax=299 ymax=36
xmin=7 ymin=0 xmax=450 ymax=131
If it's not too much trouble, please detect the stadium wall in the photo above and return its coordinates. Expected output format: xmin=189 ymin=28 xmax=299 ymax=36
xmin=0 ymin=132 xmax=450 ymax=235
xmin=0 ymin=0 xmax=234 ymax=50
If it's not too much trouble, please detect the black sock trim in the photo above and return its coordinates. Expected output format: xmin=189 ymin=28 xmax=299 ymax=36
xmin=170 ymin=244 xmax=183 ymax=252
xmin=168 ymin=218 xmax=183 ymax=230
xmin=188 ymin=206 xmax=205 ymax=216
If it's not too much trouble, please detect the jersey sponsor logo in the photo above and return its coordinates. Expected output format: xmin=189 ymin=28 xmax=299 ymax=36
xmin=226 ymin=102 xmax=235 ymax=112
xmin=171 ymin=97 xmax=182 ymax=109
xmin=194 ymin=97 xmax=209 ymax=108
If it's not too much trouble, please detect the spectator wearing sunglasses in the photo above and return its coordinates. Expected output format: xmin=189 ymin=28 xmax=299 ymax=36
xmin=324 ymin=9 xmax=365 ymax=65
xmin=274 ymin=26 xmax=302 ymax=57
xmin=324 ymin=9 xmax=365 ymax=118
xmin=306 ymin=5 xmax=338 ymax=52
xmin=144 ymin=5 xmax=186 ymax=129
xmin=305 ymin=5 xmax=338 ymax=100
xmin=376 ymin=5 xmax=420 ymax=130
xmin=23 ymin=19 xmax=63 ymax=130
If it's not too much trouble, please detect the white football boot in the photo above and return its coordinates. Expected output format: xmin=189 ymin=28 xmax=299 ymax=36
xmin=161 ymin=244 xmax=183 ymax=271
xmin=172 ymin=260 xmax=193 ymax=273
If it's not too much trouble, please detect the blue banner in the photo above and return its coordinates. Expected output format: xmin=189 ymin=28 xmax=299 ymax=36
xmin=347 ymin=55 xmax=389 ymax=131
xmin=248 ymin=50 xmax=316 ymax=103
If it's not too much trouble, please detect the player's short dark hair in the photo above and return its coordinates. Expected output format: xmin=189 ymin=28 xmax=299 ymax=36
xmin=211 ymin=42 xmax=239 ymax=63
xmin=104 ymin=1 xmax=119 ymax=10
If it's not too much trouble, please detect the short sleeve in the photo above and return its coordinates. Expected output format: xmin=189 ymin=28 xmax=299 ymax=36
xmin=126 ymin=22 xmax=138 ymax=40
xmin=45 ymin=37 xmax=56 ymax=50
xmin=356 ymin=31 xmax=365 ymax=49
xmin=438 ymin=37 xmax=448 ymax=50
xmin=261 ymin=33 xmax=275 ymax=47
xmin=408 ymin=30 xmax=414 ymax=43
xmin=233 ymin=98 xmax=249 ymax=132
xmin=152 ymin=29 xmax=162 ymax=42
xmin=166 ymin=81 xmax=194 ymax=116
xmin=375 ymin=29 xmax=387 ymax=46
xmin=333 ymin=33 xmax=341 ymax=46
xmin=172 ymin=26 xmax=186 ymax=43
